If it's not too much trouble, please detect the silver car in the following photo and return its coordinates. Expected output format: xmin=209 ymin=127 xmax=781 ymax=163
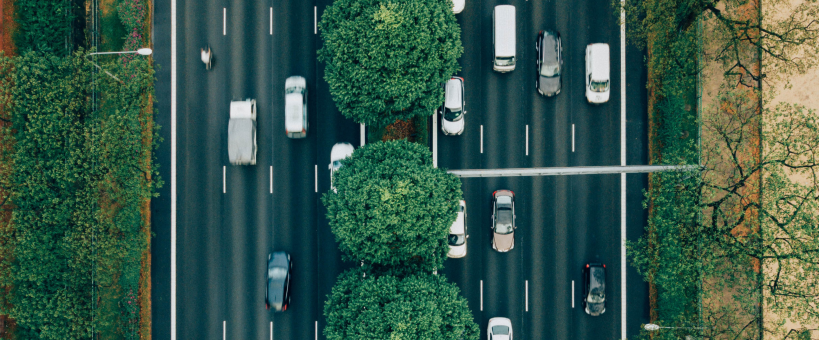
xmin=491 ymin=190 xmax=516 ymax=252
xmin=441 ymin=77 xmax=465 ymax=136
xmin=329 ymin=143 xmax=355 ymax=192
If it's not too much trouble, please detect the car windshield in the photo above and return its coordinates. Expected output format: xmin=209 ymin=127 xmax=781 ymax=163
xmin=590 ymin=80 xmax=609 ymax=92
xmin=268 ymin=266 xmax=287 ymax=279
xmin=496 ymin=208 xmax=513 ymax=234
xmin=588 ymin=287 xmax=605 ymax=303
xmin=332 ymin=160 xmax=342 ymax=170
xmin=492 ymin=325 xmax=509 ymax=335
xmin=448 ymin=234 xmax=465 ymax=246
xmin=496 ymin=57 xmax=515 ymax=66
xmin=444 ymin=107 xmax=463 ymax=121
xmin=285 ymin=86 xmax=301 ymax=94
xmin=541 ymin=63 xmax=560 ymax=77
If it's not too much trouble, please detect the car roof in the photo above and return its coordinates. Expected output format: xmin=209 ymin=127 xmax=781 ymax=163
xmin=541 ymin=31 xmax=559 ymax=62
xmin=589 ymin=265 xmax=605 ymax=289
xmin=450 ymin=202 xmax=466 ymax=234
xmin=285 ymin=93 xmax=304 ymax=131
xmin=445 ymin=78 xmax=462 ymax=109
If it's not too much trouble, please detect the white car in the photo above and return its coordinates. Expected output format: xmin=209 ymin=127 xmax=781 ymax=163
xmin=285 ymin=76 xmax=308 ymax=138
xmin=441 ymin=76 xmax=465 ymax=136
xmin=585 ymin=43 xmax=610 ymax=104
xmin=452 ymin=0 xmax=465 ymax=13
xmin=487 ymin=317 xmax=513 ymax=340
xmin=447 ymin=200 xmax=467 ymax=258
xmin=329 ymin=143 xmax=355 ymax=192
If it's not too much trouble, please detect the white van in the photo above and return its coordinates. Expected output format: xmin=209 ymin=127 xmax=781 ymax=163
xmin=585 ymin=43 xmax=610 ymax=104
xmin=285 ymin=76 xmax=308 ymax=138
xmin=493 ymin=5 xmax=516 ymax=72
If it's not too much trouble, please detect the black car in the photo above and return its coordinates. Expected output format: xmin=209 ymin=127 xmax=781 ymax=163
xmin=266 ymin=251 xmax=292 ymax=311
xmin=582 ymin=263 xmax=606 ymax=316
xmin=536 ymin=30 xmax=562 ymax=96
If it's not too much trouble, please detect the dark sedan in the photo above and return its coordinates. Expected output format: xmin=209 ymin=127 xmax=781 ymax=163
xmin=491 ymin=190 xmax=516 ymax=252
xmin=582 ymin=262 xmax=606 ymax=316
xmin=266 ymin=251 xmax=292 ymax=312
xmin=536 ymin=30 xmax=562 ymax=96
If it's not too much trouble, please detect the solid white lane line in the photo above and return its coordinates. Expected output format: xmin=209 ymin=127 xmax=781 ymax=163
xmin=269 ymin=166 xmax=273 ymax=193
xmin=621 ymin=172 xmax=627 ymax=339
xmin=270 ymin=321 xmax=273 ymax=340
xmin=171 ymin=0 xmax=177 ymax=336
xmin=223 ymin=321 xmax=226 ymax=340
xmin=314 ymin=6 xmax=317 ymax=34
xmin=621 ymin=1 xmax=628 ymax=337
xmin=315 ymin=321 xmax=318 ymax=340
xmin=525 ymin=280 xmax=529 ymax=312
xmin=572 ymin=280 xmax=575 ymax=308
xmin=223 ymin=8 xmax=226 ymax=36
xmin=360 ymin=124 xmax=365 ymax=146
xmin=571 ymin=124 xmax=575 ymax=152
xmin=525 ymin=125 xmax=529 ymax=156
xmin=222 ymin=166 xmax=226 ymax=193
xmin=269 ymin=8 xmax=273 ymax=35
xmin=480 ymin=125 xmax=484 ymax=154
xmin=480 ymin=280 xmax=483 ymax=311
xmin=433 ymin=112 xmax=438 ymax=168
xmin=314 ymin=165 xmax=318 ymax=193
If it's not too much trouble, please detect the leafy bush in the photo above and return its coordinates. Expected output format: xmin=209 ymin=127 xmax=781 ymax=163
xmin=321 ymin=140 xmax=461 ymax=272
xmin=318 ymin=0 xmax=462 ymax=127
xmin=324 ymin=269 xmax=479 ymax=340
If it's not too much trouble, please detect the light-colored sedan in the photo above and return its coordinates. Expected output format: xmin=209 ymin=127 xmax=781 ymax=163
xmin=447 ymin=200 xmax=467 ymax=258
xmin=441 ymin=76 xmax=465 ymax=136
xmin=487 ymin=317 xmax=513 ymax=340
xmin=452 ymin=0 xmax=464 ymax=13
xmin=329 ymin=143 xmax=355 ymax=192
xmin=491 ymin=190 xmax=516 ymax=252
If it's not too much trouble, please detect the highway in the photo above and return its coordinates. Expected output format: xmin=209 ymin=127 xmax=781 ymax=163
xmin=151 ymin=0 xmax=650 ymax=339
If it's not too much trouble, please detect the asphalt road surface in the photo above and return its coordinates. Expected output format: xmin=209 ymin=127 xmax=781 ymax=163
xmin=152 ymin=0 xmax=650 ymax=339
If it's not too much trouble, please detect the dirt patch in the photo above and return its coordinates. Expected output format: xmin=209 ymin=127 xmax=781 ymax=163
xmin=0 ymin=0 xmax=16 ymax=56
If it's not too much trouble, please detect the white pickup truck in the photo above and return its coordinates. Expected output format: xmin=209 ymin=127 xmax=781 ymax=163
xmin=228 ymin=99 xmax=257 ymax=165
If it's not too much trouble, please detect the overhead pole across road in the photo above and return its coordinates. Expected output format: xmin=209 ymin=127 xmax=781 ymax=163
xmin=447 ymin=165 xmax=701 ymax=178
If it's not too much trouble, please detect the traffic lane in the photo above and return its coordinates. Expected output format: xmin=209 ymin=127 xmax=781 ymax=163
xmin=268 ymin=0 xmax=320 ymax=338
xmin=626 ymin=173 xmax=650 ymax=339
xmin=150 ymin=0 xmax=172 ymax=333
xmin=175 ymin=0 xmax=235 ymax=337
xmin=223 ymin=165 xmax=272 ymax=340
xmin=435 ymin=2 xmax=484 ymax=171
xmin=522 ymin=174 xmax=572 ymax=340
xmin=527 ymin=0 xmax=572 ymax=168
xmin=566 ymin=0 xmax=621 ymax=168
xmin=480 ymin=176 xmax=526 ymax=339
xmin=569 ymin=174 xmax=621 ymax=340
xmin=219 ymin=1 xmax=274 ymax=337
xmin=440 ymin=177 xmax=484 ymax=327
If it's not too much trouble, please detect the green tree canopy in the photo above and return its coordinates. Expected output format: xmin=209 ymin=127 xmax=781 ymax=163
xmin=321 ymin=140 xmax=461 ymax=271
xmin=318 ymin=0 xmax=463 ymax=127
xmin=324 ymin=268 xmax=478 ymax=340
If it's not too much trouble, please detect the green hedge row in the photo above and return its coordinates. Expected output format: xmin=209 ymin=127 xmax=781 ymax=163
xmin=0 ymin=51 xmax=158 ymax=340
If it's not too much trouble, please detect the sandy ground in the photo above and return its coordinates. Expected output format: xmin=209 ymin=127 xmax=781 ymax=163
xmin=762 ymin=0 xmax=818 ymax=337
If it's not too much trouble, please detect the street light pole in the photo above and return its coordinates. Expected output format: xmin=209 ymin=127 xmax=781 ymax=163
xmin=86 ymin=48 xmax=153 ymax=83
xmin=89 ymin=48 xmax=153 ymax=56
xmin=644 ymin=323 xmax=706 ymax=331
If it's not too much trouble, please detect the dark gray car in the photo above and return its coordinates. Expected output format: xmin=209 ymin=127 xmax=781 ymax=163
xmin=266 ymin=251 xmax=292 ymax=312
xmin=492 ymin=190 xmax=516 ymax=252
xmin=582 ymin=263 xmax=606 ymax=316
xmin=536 ymin=30 xmax=562 ymax=96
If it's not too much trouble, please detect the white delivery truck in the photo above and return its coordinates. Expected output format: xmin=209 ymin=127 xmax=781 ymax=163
xmin=493 ymin=5 xmax=516 ymax=72
xmin=228 ymin=99 xmax=257 ymax=165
